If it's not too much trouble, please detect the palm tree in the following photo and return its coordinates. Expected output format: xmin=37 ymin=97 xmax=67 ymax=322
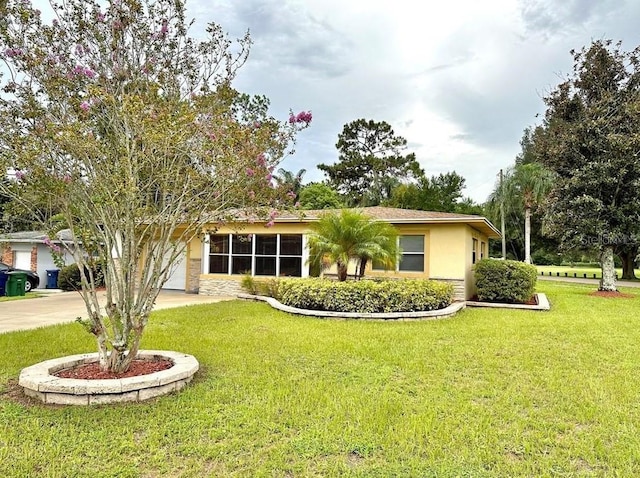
xmin=275 ymin=168 xmax=306 ymax=198
xmin=501 ymin=162 xmax=555 ymax=264
xmin=307 ymin=209 xmax=400 ymax=281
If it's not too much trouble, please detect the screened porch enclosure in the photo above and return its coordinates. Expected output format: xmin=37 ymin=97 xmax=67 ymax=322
xmin=204 ymin=233 xmax=308 ymax=277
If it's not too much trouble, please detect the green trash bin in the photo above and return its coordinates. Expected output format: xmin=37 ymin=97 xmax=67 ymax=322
xmin=6 ymin=271 xmax=27 ymax=297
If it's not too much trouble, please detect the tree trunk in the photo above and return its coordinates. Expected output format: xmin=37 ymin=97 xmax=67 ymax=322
xmin=600 ymin=246 xmax=617 ymax=291
xmin=358 ymin=258 xmax=367 ymax=279
xmin=337 ymin=261 xmax=348 ymax=281
xmin=619 ymin=249 xmax=637 ymax=280
xmin=524 ymin=206 xmax=531 ymax=264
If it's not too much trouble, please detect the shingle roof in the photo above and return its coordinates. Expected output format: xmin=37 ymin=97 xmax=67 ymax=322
xmin=291 ymin=206 xmax=484 ymax=221
xmin=0 ymin=229 xmax=74 ymax=243
xmin=272 ymin=206 xmax=501 ymax=238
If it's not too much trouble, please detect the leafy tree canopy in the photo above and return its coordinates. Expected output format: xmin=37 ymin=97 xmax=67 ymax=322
xmin=298 ymin=182 xmax=344 ymax=210
xmin=534 ymin=39 xmax=640 ymax=290
xmin=318 ymin=119 xmax=421 ymax=206
xmin=385 ymin=171 xmax=481 ymax=214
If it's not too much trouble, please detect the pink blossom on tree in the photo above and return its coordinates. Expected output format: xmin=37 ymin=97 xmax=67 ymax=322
xmin=289 ymin=111 xmax=313 ymax=124
xmin=160 ymin=19 xmax=169 ymax=35
xmin=295 ymin=111 xmax=313 ymax=124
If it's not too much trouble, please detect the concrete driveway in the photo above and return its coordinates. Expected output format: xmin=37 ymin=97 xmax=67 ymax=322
xmin=0 ymin=290 xmax=234 ymax=334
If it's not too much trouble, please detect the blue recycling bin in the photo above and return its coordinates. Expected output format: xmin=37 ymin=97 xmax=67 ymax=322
xmin=46 ymin=269 xmax=60 ymax=289
xmin=0 ymin=271 xmax=7 ymax=296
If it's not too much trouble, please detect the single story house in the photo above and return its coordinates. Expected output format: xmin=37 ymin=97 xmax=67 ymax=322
xmin=0 ymin=230 xmax=74 ymax=289
xmin=1 ymin=208 xmax=500 ymax=298
xmin=175 ymin=207 xmax=500 ymax=300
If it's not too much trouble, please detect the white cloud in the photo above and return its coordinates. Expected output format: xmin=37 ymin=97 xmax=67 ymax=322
xmin=15 ymin=0 xmax=640 ymax=203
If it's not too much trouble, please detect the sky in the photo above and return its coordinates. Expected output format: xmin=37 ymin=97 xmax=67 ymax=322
xmin=16 ymin=0 xmax=640 ymax=202
xmin=186 ymin=0 xmax=640 ymax=202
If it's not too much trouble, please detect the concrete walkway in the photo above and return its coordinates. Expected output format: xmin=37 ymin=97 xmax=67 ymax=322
xmin=538 ymin=275 xmax=640 ymax=288
xmin=0 ymin=290 xmax=234 ymax=334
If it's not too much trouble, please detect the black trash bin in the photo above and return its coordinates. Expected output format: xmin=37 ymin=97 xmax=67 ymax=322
xmin=46 ymin=269 xmax=60 ymax=289
xmin=0 ymin=271 xmax=7 ymax=296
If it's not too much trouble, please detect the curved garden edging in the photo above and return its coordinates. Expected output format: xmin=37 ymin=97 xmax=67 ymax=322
xmin=237 ymin=293 xmax=465 ymax=320
xmin=466 ymin=293 xmax=550 ymax=311
xmin=18 ymin=350 xmax=199 ymax=405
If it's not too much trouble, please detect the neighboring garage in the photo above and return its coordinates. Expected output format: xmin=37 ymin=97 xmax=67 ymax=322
xmin=0 ymin=230 xmax=75 ymax=289
xmin=161 ymin=245 xmax=187 ymax=291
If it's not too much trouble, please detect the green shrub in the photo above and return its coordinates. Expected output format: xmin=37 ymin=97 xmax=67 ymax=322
xmin=240 ymin=275 xmax=281 ymax=298
xmin=531 ymin=250 xmax=562 ymax=266
xmin=240 ymin=274 xmax=259 ymax=295
xmin=257 ymin=278 xmax=280 ymax=299
xmin=277 ymin=278 xmax=453 ymax=313
xmin=57 ymin=263 xmax=105 ymax=291
xmin=474 ymin=259 xmax=537 ymax=303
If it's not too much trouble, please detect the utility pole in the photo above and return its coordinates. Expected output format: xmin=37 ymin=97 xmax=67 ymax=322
xmin=500 ymin=169 xmax=506 ymax=259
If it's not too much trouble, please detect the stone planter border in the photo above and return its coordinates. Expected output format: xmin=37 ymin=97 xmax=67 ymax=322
xmin=465 ymin=293 xmax=550 ymax=311
xmin=238 ymin=293 xmax=465 ymax=320
xmin=18 ymin=350 xmax=199 ymax=405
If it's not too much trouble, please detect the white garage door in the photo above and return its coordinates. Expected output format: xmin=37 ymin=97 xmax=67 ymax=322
xmin=14 ymin=251 xmax=31 ymax=270
xmin=161 ymin=246 xmax=187 ymax=291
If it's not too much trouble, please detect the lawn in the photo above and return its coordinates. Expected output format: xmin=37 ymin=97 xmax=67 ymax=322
xmin=536 ymin=265 xmax=634 ymax=280
xmin=1 ymin=281 xmax=640 ymax=476
xmin=0 ymin=293 xmax=43 ymax=303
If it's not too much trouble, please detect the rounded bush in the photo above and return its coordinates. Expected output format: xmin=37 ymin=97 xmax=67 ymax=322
xmin=474 ymin=259 xmax=537 ymax=303
xmin=277 ymin=278 xmax=454 ymax=313
xmin=58 ymin=263 xmax=105 ymax=291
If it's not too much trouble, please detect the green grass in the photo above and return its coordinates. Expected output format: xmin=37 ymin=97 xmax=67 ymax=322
xmin=0 ymin=293 xmax=43 ymax=302
xmin=536 ymin=265 xmax=631 ymax=280
xmin=2 ymin=282 xmax=640 ymax=476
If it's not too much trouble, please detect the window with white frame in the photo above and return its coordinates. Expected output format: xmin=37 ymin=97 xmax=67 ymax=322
xmin=373 ymin=235 xmax=425 ymax=272
xmin=207 ymin=233 xmax=304 ymax=277
xmin=472 ymin=238 xmax=478 ymax=264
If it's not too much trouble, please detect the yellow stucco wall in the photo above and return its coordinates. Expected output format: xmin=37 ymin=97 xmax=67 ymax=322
xmin=463 ymin=225 xmax=490 ymax=299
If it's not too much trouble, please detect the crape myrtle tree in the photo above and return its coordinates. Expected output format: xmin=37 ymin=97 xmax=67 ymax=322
xmin=318 ymin=119 xmax=422 ymax=206
xmin=535 ymin=40 xmax=640 ymax=291
xmin=0 ymin=0 xmax=311 ymax=372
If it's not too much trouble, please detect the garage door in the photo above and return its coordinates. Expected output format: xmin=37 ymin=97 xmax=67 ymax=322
xmin=161 ymin=246 xmax=187 ymax=291
xmin=14 ymin=251 xmax=31 ymax=271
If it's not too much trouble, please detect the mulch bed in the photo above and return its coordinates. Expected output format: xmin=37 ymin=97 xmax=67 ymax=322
xmin=469 ymin=295 xmax=538 ymax=306
xmin=589 ymin=290 xmax=635 ymax=299
xmin=54 ymin=359 xmax=173 ymax=380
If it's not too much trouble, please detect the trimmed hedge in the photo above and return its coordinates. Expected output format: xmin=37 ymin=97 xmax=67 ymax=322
xmin=277 ymin=278 xmax=454 ymax=313
xmin=474 ymin=259 xmax=537 ymax=303
xmin=58 ymin=263 xmax=105 ymax=291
